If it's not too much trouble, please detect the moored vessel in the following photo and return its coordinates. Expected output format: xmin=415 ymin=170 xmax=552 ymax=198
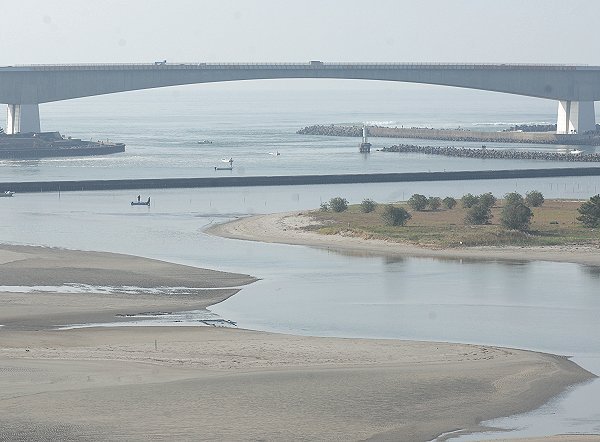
xmin=0 ymin=131 xmax=125 ymax=159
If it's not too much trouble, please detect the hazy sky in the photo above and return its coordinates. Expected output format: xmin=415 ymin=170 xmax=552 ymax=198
xmin=2 ymin=0 xmax=600 ymax=65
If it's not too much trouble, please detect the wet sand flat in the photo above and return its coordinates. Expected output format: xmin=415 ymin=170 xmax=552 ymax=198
xmin=0 ymin=244 xmax=596 ymax=441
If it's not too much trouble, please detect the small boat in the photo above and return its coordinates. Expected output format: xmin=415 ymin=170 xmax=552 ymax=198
xmin=268 ymin=151 xmax=280 ymax=156
xmin=131 ymin=197 xmax=150 ymax=206
xmin=0 ymin=190 xmax=15 ymax=197
xmin=215 ymin=157 xmax=234 ymax=170
xmin=569 ymin=149 xmax=583 ymax=155
xmin=197 ymin=140 xmax=213 ymax=145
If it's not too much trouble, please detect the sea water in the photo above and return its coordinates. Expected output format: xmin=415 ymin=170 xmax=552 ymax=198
xmin=1 ymin=81 xmax=600 ymax=439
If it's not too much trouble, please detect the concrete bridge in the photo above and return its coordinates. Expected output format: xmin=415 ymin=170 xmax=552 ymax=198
xmin=1 ymin=62 xmax=599 ymax=135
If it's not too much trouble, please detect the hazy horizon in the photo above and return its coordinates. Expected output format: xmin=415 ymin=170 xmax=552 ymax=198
xmin=3 ymin=0 xmax=600 ymax=65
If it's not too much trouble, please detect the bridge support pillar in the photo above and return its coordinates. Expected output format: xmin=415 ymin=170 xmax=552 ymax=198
xmin=556 ymin=100 xmax=595 ymax=134
xmin=6 ymin=104 xmax=41 ymax=134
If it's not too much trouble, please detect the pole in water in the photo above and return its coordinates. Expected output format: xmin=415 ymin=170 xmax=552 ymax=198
xmin=155 ymin=339 xmax=157 ymax=351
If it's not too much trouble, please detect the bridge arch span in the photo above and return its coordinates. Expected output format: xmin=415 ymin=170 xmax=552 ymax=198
xmin=1 ymin=62 xmax=598 ymax=134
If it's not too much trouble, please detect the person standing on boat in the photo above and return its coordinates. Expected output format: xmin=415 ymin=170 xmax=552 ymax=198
xmin=137 ymin=195 xmax=141 ymax=202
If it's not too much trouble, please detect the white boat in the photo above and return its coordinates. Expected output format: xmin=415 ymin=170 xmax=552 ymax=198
xmin=268 ymin=151 xmax=280 ymax=156
xmin=570 ymin=149 xmax=583 ymax=155
xmin=197 ymin=140 xmax=213 ymax=145
xmin=215 ymin=157 xmax=234 ymax=170
xmin=0 ymin=190 xmax=15 ymax=197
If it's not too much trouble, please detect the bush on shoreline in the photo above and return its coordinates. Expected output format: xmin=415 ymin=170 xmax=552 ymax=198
xmin=408 ymin=194 xmax=428 ymax=211
xmin=360 ymin=198 xmax=377 ymax=213
xmin=577 ymin=194 xmax=600 ymax=227
xmin=329 ymin=197 xmax=349 ymax=212
xmin=381 ymin=205 xmax=411 ymax=226
xmin=443 ymin=197 xmax=457 ymax=209
xmin=525 ymin=190 xmax=545 ymax=207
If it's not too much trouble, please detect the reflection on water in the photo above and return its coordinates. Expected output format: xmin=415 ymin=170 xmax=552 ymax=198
xmin=582 ymin=265 xmax=600 ymax=279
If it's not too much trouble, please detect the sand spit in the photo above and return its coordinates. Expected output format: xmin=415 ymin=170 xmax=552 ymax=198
xmin=206 ymin=212 xmax=600 ymax=267
xmin=0 ymin=244 xmax=256 ymax=330
xmin=0 ymin=244 xmax=596 ymax=441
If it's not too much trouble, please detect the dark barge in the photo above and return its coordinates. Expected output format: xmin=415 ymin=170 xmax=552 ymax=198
xmin=0 ymin=131 xmax=125 ymax=159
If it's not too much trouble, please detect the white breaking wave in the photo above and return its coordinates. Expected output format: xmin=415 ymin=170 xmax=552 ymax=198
xmin=0 ymin=284 xmax=243 ymax=295
xmin=364 ymin=120 xmax=400 ymax=126
xmin=58 ymin=309 xmax=237 ymax=330
xmin=471 ymin=121 xmax=553 ymax=126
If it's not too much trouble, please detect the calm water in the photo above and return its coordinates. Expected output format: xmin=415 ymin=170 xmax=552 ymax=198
xmin=1 ymin=82 xmax=600 ymax=439
xmin=1 ymin=83 xmax=599 ymax=182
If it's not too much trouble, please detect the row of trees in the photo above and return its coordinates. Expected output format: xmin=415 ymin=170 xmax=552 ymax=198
xmin=406 ymin=194 xmax=459 ymax=211
xmin=319 ymin=190 xmax=600 ymax=230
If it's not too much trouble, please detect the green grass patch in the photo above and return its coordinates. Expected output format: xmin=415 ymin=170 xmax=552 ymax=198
xmin=304 ymin=199 xmax=599 ymax=248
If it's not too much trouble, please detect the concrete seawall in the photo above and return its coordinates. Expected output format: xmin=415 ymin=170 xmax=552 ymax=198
xmin=297 ymin=125 xmax=600 ymax=146
xmin=3 ymin=168 xmax=600 ymax=193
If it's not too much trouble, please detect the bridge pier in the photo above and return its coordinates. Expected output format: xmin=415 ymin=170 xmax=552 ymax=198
xmin=6 ymin=104 xmax=41 ymax=134
xmin=556 ymin=100 xmax=596 ymax=134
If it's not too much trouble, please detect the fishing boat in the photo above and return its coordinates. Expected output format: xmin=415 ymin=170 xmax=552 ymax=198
xmin=0 ymin=190 xmax=15 ymax=197
xmin=131 ymin=197 xmax=150 ymax=206
xmin=197 ymin=140 xmax=213 ymax=145
xmin=215 ymin=157 xmax=234 ymax=170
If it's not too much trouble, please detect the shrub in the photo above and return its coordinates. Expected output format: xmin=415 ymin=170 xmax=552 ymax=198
xmin=442 ymin=197 xmax=457 ymax=209
xmin=525 ymin=190 xmax=545 ymax=207
xmin=461 ymin=193 xmax=479 ymax=208
xmin=328 ymin=197 xmax=348 ymax=212
xmin=504 ymin=192 xmax=524 ymax=207
xmin=319 ymin=202 xmax=329 ymax=211
xmin=360 ymin=198 xmax=377 ymax=213
xmin=381 ymin=205 xmax=411 ymax=226
xmin=407 ymin=194 xmax=428 ymax=211
xmin=465 ymin=203 xmax=492 ymax=225
xmin=478 ymin=192 xmax=497 ymax=209
xmin=577 ymin=194 xmax=600 ymax=227
xmin=501 ymin=202 xmax=533 ymax=231
xmin=427 ymin=196 xmax=442 ymax=211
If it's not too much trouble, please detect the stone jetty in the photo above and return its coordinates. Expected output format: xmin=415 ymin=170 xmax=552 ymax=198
xmin=298 ymin=125 xmax=362 ymax=137
xmin=297 ymin=124 xmax=600 ymax=146
xmin=381 ymin=144 xmax=600 ymax=162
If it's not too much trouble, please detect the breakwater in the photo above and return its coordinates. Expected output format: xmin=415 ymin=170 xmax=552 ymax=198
xmin=297 ymin=124 xmax=600 ymax=145
xmin=3 ymin=168 xmax=600 ymax=193
xmin=382 ymin=144 xmax=600 ymax=162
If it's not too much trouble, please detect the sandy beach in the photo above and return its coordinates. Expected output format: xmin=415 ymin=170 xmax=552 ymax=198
xmin=206 ymin=211 xmax=600 ymax=267
xmin=0 ymin=244 xmax=596 ymax=441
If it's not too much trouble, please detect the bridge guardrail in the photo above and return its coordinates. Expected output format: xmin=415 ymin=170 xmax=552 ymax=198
xmin=4 ymin=62 xmax=590 ymax=71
